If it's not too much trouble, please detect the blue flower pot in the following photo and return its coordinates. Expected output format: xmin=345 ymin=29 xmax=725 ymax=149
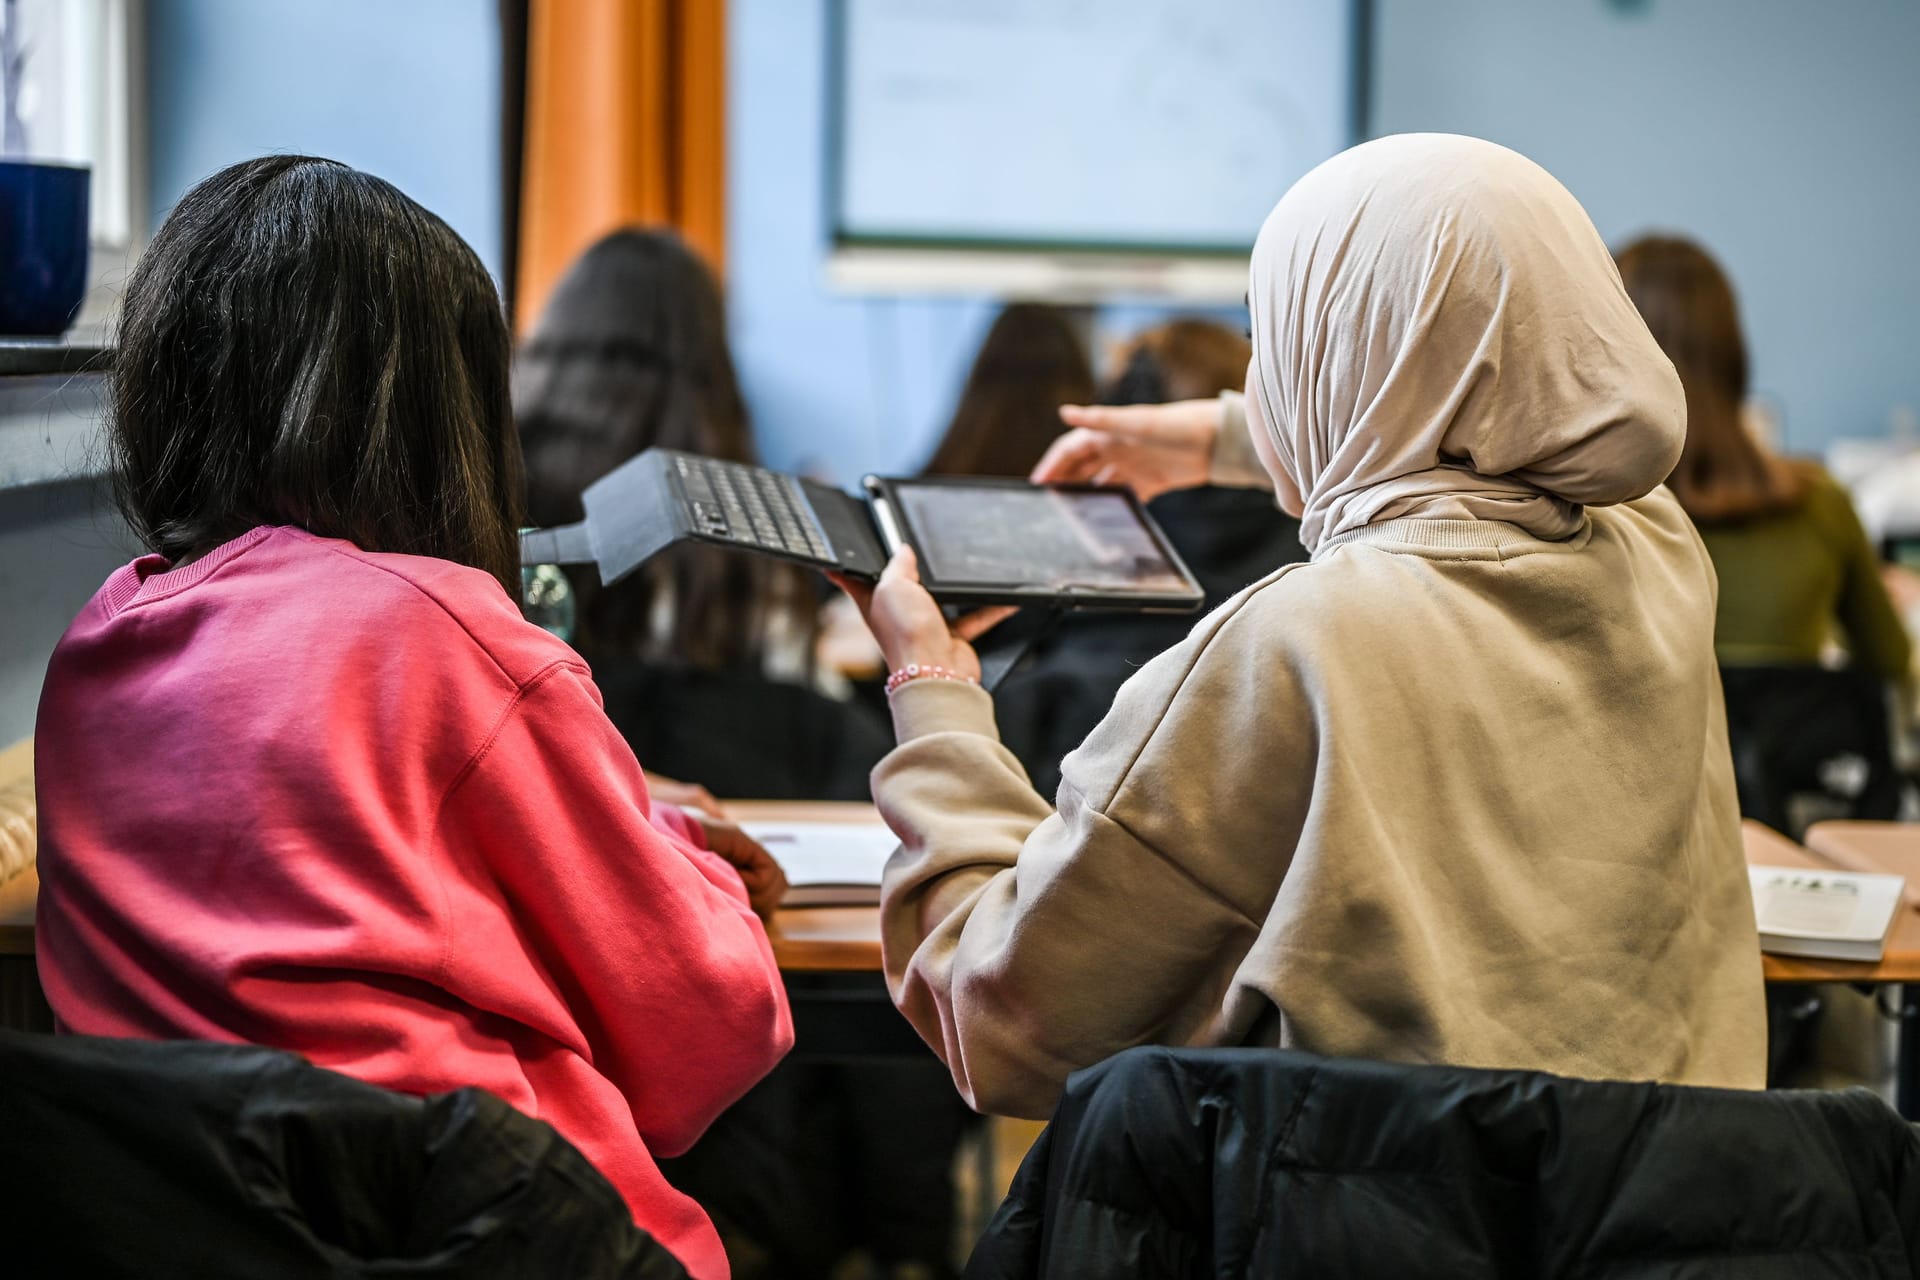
xmin=0 ymin=160 xmax=91 ymax=336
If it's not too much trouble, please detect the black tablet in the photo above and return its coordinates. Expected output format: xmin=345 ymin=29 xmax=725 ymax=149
xmin=864 ymin=475 xmax=1203 ymax=611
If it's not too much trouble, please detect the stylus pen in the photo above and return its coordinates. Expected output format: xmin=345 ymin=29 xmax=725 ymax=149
xmin=864 ymin=476 xmax=907 ymax=558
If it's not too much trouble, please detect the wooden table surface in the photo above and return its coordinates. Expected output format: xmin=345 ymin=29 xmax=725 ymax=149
xmin=7 ymin=804 xmax=1911 ymax=984
xmin=1745 ymin=819 xmax=1920 ymax=983
xmin=1804 ymin=820 xmax=1920 ymax=910
xmin=761 ymin=812 xmax=1920 ymax=984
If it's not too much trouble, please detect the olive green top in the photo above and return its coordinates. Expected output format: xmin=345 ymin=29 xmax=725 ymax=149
xmin=1695 ymin=467 xmax=1911 ymax=677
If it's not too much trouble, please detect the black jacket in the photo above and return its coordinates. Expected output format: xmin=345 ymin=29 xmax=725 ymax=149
xmin=970 ymin=1046 xmax=1920 ymax=1279
xmin=0 ymin=1031 xmax=690 ymax=1278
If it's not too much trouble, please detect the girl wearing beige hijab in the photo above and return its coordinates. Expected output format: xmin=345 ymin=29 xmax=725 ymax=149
xmin=838 ymin=133 xmax=1766 ymax=1119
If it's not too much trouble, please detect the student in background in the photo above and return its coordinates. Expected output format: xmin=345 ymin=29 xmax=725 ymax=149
xmin=1616 ymin=235 xmax=1911 ymax=831
xmin=922 ymin=302 xmax=1095 ymax=477
xmin=840 ymin=134 xmax=1767 ymax=1120
xmin=520 ymin=229 xmax=960 ymax=1280
xmin=33 ymin=158 xmax=791 ymax=1280
xmin=517 ymin=229 xmax=890 ymax=801
xmin=997 ymin=319 xmax=1308 ymax=796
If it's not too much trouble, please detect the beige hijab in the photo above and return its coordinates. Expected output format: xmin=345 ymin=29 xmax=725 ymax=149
xmin=1246 ymin=133 xmax=1685 ymax=553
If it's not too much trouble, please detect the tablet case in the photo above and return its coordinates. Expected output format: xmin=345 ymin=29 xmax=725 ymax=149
xmin=520 ymin=448 xmax=1201 ymax=613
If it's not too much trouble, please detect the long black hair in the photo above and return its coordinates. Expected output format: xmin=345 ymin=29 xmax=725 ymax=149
xmin=923 ymin=303 xmax=1094 ymax=478
xmin=110 ymin=155 xmax=523 ymax=593
xmin=516 ymin=228 xmax=812 ymax=671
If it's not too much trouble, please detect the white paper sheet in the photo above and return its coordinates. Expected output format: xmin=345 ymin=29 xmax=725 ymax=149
xmin=744 ymin=823 xmax=899 ymax=901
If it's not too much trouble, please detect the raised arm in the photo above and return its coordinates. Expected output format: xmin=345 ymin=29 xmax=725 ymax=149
xmin=847 ymin=552 xmax=1307 ymax=1117
xmin=1033 ymin=392 xmax=1273 ymax=497
xmin=875 ymin=676 xmax=1277 ymax=1118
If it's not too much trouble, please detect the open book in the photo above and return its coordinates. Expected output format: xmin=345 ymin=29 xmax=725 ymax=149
xmin=1749 ymin=865 xmax=1905 ymax=962
xmin=744 ymin=822 xmax=899 ymax=907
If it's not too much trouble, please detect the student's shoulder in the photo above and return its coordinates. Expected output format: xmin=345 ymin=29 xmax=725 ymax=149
xmin=274 ymin=528 xmax=584 ymax=689
xmin=1170 ymin=557 xmax=1342 ymax=670
xmin=1794 ymin=462 xmax=1868 ymax=529
xmin=1591 ymin=487 xmax=1716 ymax=572
xmin=1584 ymin=484 xmax=1699 ymax=542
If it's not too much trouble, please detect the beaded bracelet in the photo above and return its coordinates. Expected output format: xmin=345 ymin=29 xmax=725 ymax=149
xmin=884 ymin=663 xmax=981 ymax=696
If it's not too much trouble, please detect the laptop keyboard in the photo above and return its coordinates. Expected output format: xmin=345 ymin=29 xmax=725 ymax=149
xmin=671 ymin=454 xmax=835 ymax=562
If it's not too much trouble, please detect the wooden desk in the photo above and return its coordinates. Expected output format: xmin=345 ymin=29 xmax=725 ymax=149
xmin=4 ymin=814 xmax=1905 ymax=988
xmin=1804 ymin=821 xmax=1920 ymax=911
xmin=0 ymin=805 xmax=893 ymax=974
xmin=1746 ymin=820 xmax=1920 ymax=983
xmin=761 ymin=815 xmax=1920 ymax=985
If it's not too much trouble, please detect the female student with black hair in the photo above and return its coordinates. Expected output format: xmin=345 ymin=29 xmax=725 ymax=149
xmin=841 ymin=134 xmax=1767 ymax=1119
xmin=33 ymin=157 xmax=791 ymax=1280
xmin=516 ymin=228 xmax=890 ymax=802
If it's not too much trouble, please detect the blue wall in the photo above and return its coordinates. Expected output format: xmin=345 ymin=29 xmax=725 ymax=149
xmin=140 ymin=2 xmax=1920 ymax=469
xmin=146 ymin=0 xmax=502 ymax=281
xmin=732 ymin=0 xmax=1920 ymax=473
xmin=1372 ymin=0 xmax=1920 ymax=455
xmin=727 ymin=0 xmax=997 ymax=480
xmin=727 ymin=0 xmax=1239 ymax=482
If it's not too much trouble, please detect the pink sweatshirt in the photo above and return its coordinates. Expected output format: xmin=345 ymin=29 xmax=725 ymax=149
xmin=34 ymin=525 xmax=793 ymax=1280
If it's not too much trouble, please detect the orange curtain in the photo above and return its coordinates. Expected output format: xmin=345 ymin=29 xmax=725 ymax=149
xmin=515 ymin=0 xmax=727 ymax=333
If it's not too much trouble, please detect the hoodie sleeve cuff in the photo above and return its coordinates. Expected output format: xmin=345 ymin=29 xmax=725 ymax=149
xmin=1209 ymin=391 xmax=1275 ymax=491
xmin=887 ymin=677 xmax=1001 ymax=744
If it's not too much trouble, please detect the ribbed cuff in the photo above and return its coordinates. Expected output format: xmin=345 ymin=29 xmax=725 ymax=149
xmin=888 ymin=678 xmax=1000 ymax=744
xmin=1209 ymin=391 xmax=1273 ymax=490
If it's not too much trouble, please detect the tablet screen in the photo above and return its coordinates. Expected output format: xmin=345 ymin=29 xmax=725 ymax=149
xmin=892 ymin=483 xmax=1192 ymax=595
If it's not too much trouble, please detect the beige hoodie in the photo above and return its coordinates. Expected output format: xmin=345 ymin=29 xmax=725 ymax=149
xmin=872 ymin=136 xmax=1766 ymax=1119
xmin=876 ymin=471 xmax=1764 ymax=1118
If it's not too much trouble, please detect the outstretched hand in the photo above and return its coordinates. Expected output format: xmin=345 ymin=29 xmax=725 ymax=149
xmin=830 ymin=547 xmax=1015 ymax=682
xmin=1031 ymin=399 xmax=1224 ymax=501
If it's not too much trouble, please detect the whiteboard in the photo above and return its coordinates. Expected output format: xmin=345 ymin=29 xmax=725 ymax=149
xmin=833 ymin=0 xmax=1363 ymax=254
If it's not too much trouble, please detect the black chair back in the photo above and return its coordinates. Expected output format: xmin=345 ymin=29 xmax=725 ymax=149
xmin=1720 ymin=664 xmax=1902 ymax=839
xmin=970 ymin=1046 xmax=1920 ymax=1279
xmin=0 ymin=1031 xmax=690 ymax=1278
